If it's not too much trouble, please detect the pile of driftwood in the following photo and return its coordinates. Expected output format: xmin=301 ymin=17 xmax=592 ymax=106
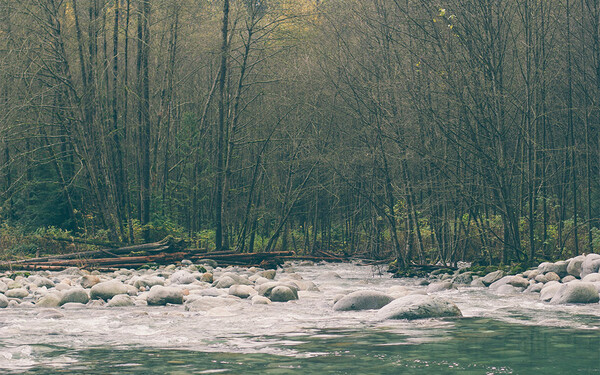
xmin=0 ymin=237 xmax=345 ymax=272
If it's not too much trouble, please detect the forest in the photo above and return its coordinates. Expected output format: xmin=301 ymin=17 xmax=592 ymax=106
xmin=0 ymin=0 xmax=599 ymax=268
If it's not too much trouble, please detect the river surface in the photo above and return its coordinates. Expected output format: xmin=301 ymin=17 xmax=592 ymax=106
xmin=1 ymin=262 xmax=599 ymax=374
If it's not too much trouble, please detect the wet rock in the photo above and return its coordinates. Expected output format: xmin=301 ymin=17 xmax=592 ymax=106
xmin=427 ymin=282 xmax=454 ymax=293
xmin=269 ymin=286 xmax=298 ymax=302
xmin=567 ymin=255 xmax=585 ymax=278
xmin=5 ymin=288 xmax=29 ymax=299
xmin=539 ymin=261 xmax=568 ymax=277
xmin=550 ymin=282 xmax=600 ymax=304
xmin=87 ymin=300 xmax=105 ymax=308
xmin=539 ymin=282 xmax=562 ymax=302
xmin=452 ymin=272 xmax=473 ymax=285
xmin=256 ymin=282 xmax=298 ymax=299
xmin=251 ymin=295 xmax=272 ymax=305
xmin=147 ymin=285 xmax=183 ymax=305
xmin=133 ymin=276 xmax=165 ymax=289
xmin=59 ymin=288 xmax=90 ymax=305
xmin=581 ymin=254 xmax=600 ymax=278
xmin=228 ymin=285 xmax=257 ymax=299
xmin=544 ymin=272 xmax=560 ymax=282
xmin=582 ymin=273 xmax=600 ymax=283
xmin=525 ymin=283 xmax=543 ymax=293
xmin=0 ymin=294 xmax=8 ymax=308
xmin=37 ymin=309 xmax=64 ymax=319
xmin=481 ymin=270 xmax=505 ymax=286
xmin=377 ymin=295 xmax=462 ymax=320
xmin=90 ymin=280 xmax=129 ymax=301
xmin=79 ymin=275 xmax=101 ymax=289
xmin=107 ymin=294 xmax=135 ymax=307
xmin=333 ymin=290 xmax=394 ymax=311
xmin=36 ymin=293 xmax=62 ymax=308
xmin=169 ymin=270 xmax=195 ymax=285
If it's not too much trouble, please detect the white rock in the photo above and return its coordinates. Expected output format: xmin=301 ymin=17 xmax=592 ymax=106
xmin=133 ymin=276 xmax=165 ymax=289
xmin=90 ymin=280 xmax=128 ymax=300
xmin=147 ymin=285 xmax=183 ymax=305
xmin=333 ymin=290 xmax=394 ymax=311
xmin=36 ymin=293 xmax=62 ymax=308
xmin=481 ymin=270 xmax=505 ymax=286
xmin=581 ymin=254 xmax=600 ymax=278
xmin=0 ymin=294 xmax=8 ymax=308
xmin=426 ymin=281 xmax=454 ymax=293
xmin=539 ymin=282 xmax=562 ymax=302
xmin=582 ymin=273 xmax=600 ymax=283
xmin=59 ymin=288 xmax=90 ymax=305
xmin=228 ymin=285 xmax=257 ymax=299
xmin=550 ymin=282 xmax=600 ymax=304
xmin=567 ymin=255 xmax=585 ymax=278
xmin=251 ymin=295 xmax=271 ymax=305
xmin=169 ymin=270 xmax=195 ymax=285
xmin=376 ymin=295 xmax=462 ymax=320
xmin=107 ymin=294 xmax=135 ymax=307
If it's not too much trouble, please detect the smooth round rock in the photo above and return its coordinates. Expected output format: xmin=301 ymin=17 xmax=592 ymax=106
xmin=59 ymin=288 xmax=90 ymax=305
xmin=0 ymin=294 xmax=8 ymax=308
xmin=333 ymin=290 xmax=394 ymax=311
xmin=550 ymin=282 xmax=600 ymax=304
xmin=269 ymin=286 xmax=298 ymax=302
xmin=229 ymin=285 xmax=257 ymax=299
xmin=90 ymin=281 xmax=128 ymax=300
xmin=427 ymin=282 xmax=454 ymax=293
xmin=481 ymin=270 xmax=505 ymax=286
xmin=107 ymin=294 xmax=135 ymax=307
xmin=567 ymin=255 xmax=585 ymax=278
xmin=147 ymin=285 xmax=184 ymax=305
xmin=376 ymin=295 xmax=462 ymax=320
xmin=5 ymin=288 xmax=29 ymax=299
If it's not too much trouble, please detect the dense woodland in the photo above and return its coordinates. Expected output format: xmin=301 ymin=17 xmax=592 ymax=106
xmin=1 ymin=0 xmax=600 ymax=267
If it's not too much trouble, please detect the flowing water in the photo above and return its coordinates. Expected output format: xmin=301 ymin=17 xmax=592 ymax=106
xmin=1 ymin=263 xmax=599 ymax=374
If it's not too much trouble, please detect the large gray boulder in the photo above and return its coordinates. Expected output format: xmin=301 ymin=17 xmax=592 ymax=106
xmin=269 ymin=286 xmax=298 ymax=302
xmin=489 ymin=276 xmax=529 ymax=290
xmin=426 ymin=282 xmax=454 ymax=293
xmin=90 ymin=280 xmax=129 ymax=300
xmin=147 ymin=285 xmax=184 ymax=305
xmin=256 ymin=282 xmax=299 ymax=299
xmin=550 ymin=282 xmax=600 ymax=304
xmin=213 ymin=276 xmax=237 ymax=289
xmin=32 ymin=277 xmax=55 ymax=288
xmin=582 ymin=273 xmax=600 ymax=283
xmin=333 ymin=290 xmax=394 ymax=311
xmin=169 ymin=270 xmax=195 ymax=285
xmin=0 ymin=294 xmax=8 ymax=308
xmin=36 ymin=293 xmax=62 ymax=308
xmin=59 ymin=288 xmax=90 ymax=305
xmin=376 ymin=295 xmax=462 ymax=320
xmin=481 ymin=270 xmax=505 ymax=286
xmin=567 ymin=255 xmax=585 ymax=278
xmin=539 ymin=281 xmax=562 ymax=302
xmin=581 ymin=254 xmax=600 ymax=278
xmin=538 ymin=261 xmax=568 ymax=277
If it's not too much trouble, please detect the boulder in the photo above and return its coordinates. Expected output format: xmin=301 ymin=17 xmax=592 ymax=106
xmin=36 ymin=293 xmax=62 ymax=307
xmin=184 ymin=296 xmax=238 ymax=312
xmin=228 ymin=285 xmax=257 ymax=299
xmin=567 ymin=255 xmax=585 ymax=278
xmin=79 ymin=275 xmax=100 ymax=289
xmin=470 ymin=278 xmax=485 ymax=287
xmin=376 ymin=295 xmax=462 ymax=320
xmin=0 ymin=281 xmax=7 ymax=293
xmin=550 ymin=282 xmax=600 ymax=304
xmin=523 ymin=269 xmax=539 ymax=279
xmin=538 ymin=261 xmax=568 ymax=277
xmin=107 ymin=294 xmax=135 ymax=307
xmin=452 ymin=272 xmax=473 ymax=285
xmin=269 ymin=286 xmax=298 ymax=302
xmin=534 ymin=274 xmax=548 ymax=284
xmin=259 ymin=270 xmax=276 ymax=280
xmin=581 ymin=254 xmax=600 ymax=278
xmin=5 ymin=288 xmax=29 ymax=299
xmin=496 ymin=284 xmax=522 ymax=294
xmin=59 ymin=288 xmax=90 ymax=305
xmin=0 ymin=294 xmax=8 ymax=308
xmin=251 ymin=295 xmax=271 ymax=305
xmin=481 ymin=270 xmax=505 ymax=286
xmin=539 ymin=282 xmax=562 ymax=302
xmin=213 ymin=276 xmax=237 ymax=289
xmin=489 ymin=276 xmax=529 ymax=290
xmin=256 ymin=282 xmax=298 ymax=298
xmin=333 ymin=290 xmax=394 ymax=311
xmin=544 ymin=272 xmax=560 ymax=282
xmin=147 ymin=285 xmax=184 ymax=305
xmin=201 ymin=273 xmax=213 ymax=283
xmin=525 ymin=283 xmax=543 ymax=293
xmin=133 ymin=276 xmax=165 ymax=289
xmin=582 ymin=273 xmax=600 ymax=283
xmin=426 ymin=282 xmax=454 ymax=293
xmin=32 ymin=277 xmax=55 ymax=288
xmin=562 ymin=275 xmax=577 ymax=283
xmin=90 ymin=280 xmax=129 ymax=300
xmin=169 ymin=270 xmax=195 ymax=285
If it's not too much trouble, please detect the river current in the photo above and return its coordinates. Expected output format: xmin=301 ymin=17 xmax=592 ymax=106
xmin=0 ymin=262 xmax=599 ymax=374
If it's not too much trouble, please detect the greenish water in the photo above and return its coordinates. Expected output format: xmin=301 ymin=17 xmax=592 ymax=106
xmin=13 ymin=318 xmax=600 ymax=374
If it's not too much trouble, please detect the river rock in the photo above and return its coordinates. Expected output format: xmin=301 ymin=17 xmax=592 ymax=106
xmin=79 ymin=275 xmax=101 ymax=289
xmin=36 ymin=293 xmax=62 ymax=308
xmin=269 ymin=286 xmax=298 ymax=302
xmin=201 ymin=273 xmax=213 ymax=283
xmin=376 ymin=295 xmax=462 ymax=320
xmin=539 ymin=281 xmax=562 ymax=302
xmin=427 ymin=282 xmax=454 ymax=293
xmin=169 ymin=270 xmax=195 ymax=285
xmin=582 ymin=273 xmax=600 ymax=283
xmin=581 ymin=254 xmax=600 ymax=278
xmin=133 ymin=276 xmax=165 ymax=289
xmin=452 ymin=272 xmax=473 ymax=285
xmin=550 ymin=282 xmax=600 ymax=304
xmin=59 ymin=288 xmax=90 ymax=305
xmin=0 ymin=294 xmax=8 ymax=308
xmin=259 ymin=270 xmax=276 ymax=280
xmin=496 ymin=284 xmax=522 ymax=294
xmin=544 ymin=272 xmax=560 ymax=282
xmin=525 ymin=283 xmax=543 ymax=293
xmin=567 ymin=255 xmax=585 ymax=278
xmin=539 ymin=261 xmax=568 ymax=277
xmin=32 ymin=277 xmax=55 ymax=288
xmin=333 ymin=290 xmax=394 ymax=311
xmin=481 ymin=270 xmax=505 ymax=286
xmin=5 ymin=288 xmax=29 ymax=299
xmin=489 ymin=276 xmax=529 ymax=290
xmin=534 ymin=274 xmax=548 ymax=284
xmin=214 ymin=276 xmax=237 ymax=289
xmin=0 ymin=281 xmax=7 ymax=293
xmin=107 ymin=294 xmax=135 ymax=307
xmin=184 ymin=296 xmax=238 ymax=312
xmin=562 ymin=275 xmax=577 ymax=283
xmin=147 ymin=285 xmax=184 ymax=305
xmin=251 ymin=295 xmax=271 ymax=305
xmin=229 ymin=285 xmax=256 ymax=299
xmin=90 ymin=280 xmax=129 ymax=300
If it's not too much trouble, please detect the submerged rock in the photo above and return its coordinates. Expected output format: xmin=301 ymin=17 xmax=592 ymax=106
xmin=550 ymin=283 xmax=600 ymax=304
xmin=36 ymin=293 xmax=62 ymax=308
xmin=377 ymin=295 xmax=462 ymax=320
xmin=251 ymin=295 xmax=271 ymax=305
xmin=333 ymin=290 xmax=394 ymax=311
